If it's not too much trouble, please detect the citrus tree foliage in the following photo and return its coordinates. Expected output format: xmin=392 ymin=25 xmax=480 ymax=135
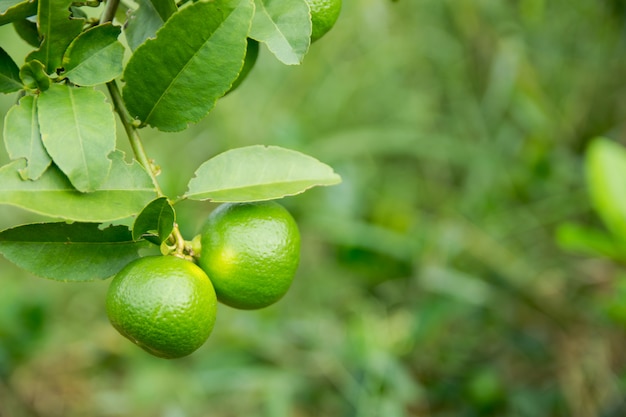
xmin=0 ymin=0 xmax=341 ymax=281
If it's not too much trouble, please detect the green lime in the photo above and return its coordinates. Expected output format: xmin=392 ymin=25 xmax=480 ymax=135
xmin=306 ymin=0 xmax=342 ymax=42
xmin=106 ymin=256 xmax=217 ymax=359
xmin=198 ymin=201 xmax=300 ymax=310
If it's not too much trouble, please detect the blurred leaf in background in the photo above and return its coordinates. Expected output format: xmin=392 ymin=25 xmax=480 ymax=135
xmin=3 ymin=0 xmax=626 ymax=416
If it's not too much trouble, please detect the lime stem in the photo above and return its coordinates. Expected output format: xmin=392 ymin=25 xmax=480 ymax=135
xmin=99 ymin=2 xmax=188 ymax=256
xmin=99 ymin=0 xmax=120 ymax=24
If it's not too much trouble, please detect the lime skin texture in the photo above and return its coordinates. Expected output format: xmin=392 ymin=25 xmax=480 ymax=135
xmin=198 ymin=201 xmax=301 ymax=310
xmin=106 ymin=255 xmax=217 ymax=359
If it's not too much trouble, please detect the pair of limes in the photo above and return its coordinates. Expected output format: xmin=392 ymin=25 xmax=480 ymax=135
xmin=106 ymin=201 xmax=300 ymax=359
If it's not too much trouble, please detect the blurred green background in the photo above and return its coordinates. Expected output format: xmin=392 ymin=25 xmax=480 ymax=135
xmin=2 ymin=0 xmax=626 ymax=415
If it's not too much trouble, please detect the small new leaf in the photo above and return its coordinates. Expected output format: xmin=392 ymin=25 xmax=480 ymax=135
xmin=3 ymin=94 xmax=52 ymax=180
xmin=37 ymin=83 xmax=116 ymax=192
xmin=132 ymin=197 xmax=175 ymax=245
xmin=185 ymin=145 xmax=342 ymax=202
xmin=249 ymin=0 xmax=310 ymax=65
xmin=0 ymin=47 xmax=22 ymax=93
xmin=19 ymin=60 xmax=50 ymax=91
xmin=61 ymin=23 xmax=125 ymax=86
xmin=0 ymin=222 xmax=147 ymax=281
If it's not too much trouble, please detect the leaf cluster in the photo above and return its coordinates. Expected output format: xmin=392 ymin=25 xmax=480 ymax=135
xmin=0 ymin=0 xmax=341 ymax=281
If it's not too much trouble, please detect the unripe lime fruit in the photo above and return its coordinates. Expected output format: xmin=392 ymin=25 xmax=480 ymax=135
xmin=106 ymin=256 xmax=217 ymax=359
xmin=198 ymin=201 xmax=300 ymax=310
xmin=306 ymin=0 xmax=342 ymax=42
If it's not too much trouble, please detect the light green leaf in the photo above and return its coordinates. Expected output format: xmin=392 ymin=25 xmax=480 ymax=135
xmin=3 ymin=95 xmax=51 ymax=180
xmin=0 ymin=151 xmax=157 ymax=221
xmin=555 ymin=222 xmax=626 ymax=262
xmin=122 ymin=0 xmax=255 ymax=131
xmin=0 ymin=0 xmax=37 ymax=26
xmin=0 ymin=47 xmax=22 ymax=93
xmin=0 ymin=222 xmax=147 ymax=281
xmin=586 ymin=138 xmax=626 ymax=240
xmin=37 ymin=83 xmax=115 ymax=192
xmin=185 ymin=145 xmax=342 ymax=202
xmin=132 ymin=197 xmax=175 ymax=244
xmin=19 ymin=59 xmax=50 ymax=91
xmin=61 ymin=23 xmax=125 ymax=86
xmin=26 ymin=0 xmax=83 ymax=74
xmin=124 ymin=0 xmax=177 ymax=51
xmin=249 ymin=0 xmax=310 ymax=65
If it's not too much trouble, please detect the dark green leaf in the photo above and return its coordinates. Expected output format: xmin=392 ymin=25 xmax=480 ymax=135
xmin=3 ymin=94 xmax=51 ymax=180
xmin=586 ymin=138 xmax=626 ymax=239
xmin=249 ymin=0 xmax=310 ymax=65
xmin=185 ymin=145 xmax=342 ymax=202
xmin=37 ymin=83 xmax=115 ymax=192
xmin=26 ymin=0 xmax=83 ymax=74
xmin=0 ymin=47 xmax=22 ymax=93
xmin=19 ymin=59 xmax=50 ymax=91
xmin=132 ymin=197 xmax=175 ymax=244
xmin=61 ymin=23 xmax=124 ymax=86
xmin=122 ymin=0 xmax=254 ymax=131
xmin=13 ymin=18 xmax=41 ymax=47
xmin=0 ymin=0 xmax=37 ymax=26
xmin=0 ymin=222 xmax=147 ymax=281
xmin=0 ymin=151 xmax=157 ymax=222
xmin=124 ymin=0 xmax=177 ymax=51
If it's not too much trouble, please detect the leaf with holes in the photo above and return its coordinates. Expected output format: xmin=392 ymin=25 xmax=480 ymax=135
xmin=37 ymin=83 xmax=116 ymax=192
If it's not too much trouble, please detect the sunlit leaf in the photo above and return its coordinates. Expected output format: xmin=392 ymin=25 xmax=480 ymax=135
xmin=185 ymin=145 xmax=342 ymax=202
xmin=586 ymin=138 xmax=626 ymax=240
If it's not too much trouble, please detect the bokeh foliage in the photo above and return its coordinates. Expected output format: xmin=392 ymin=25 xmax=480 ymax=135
xmin=2 ymin=0 xmax=626 ymax=416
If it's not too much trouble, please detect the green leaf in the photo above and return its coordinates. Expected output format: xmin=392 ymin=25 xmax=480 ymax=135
xmin=61 ymin=23 xmax=125 ymax=86
xmin=26 ymin=0 xmax=83 ymax=74
xmin=122 ymin=0 xmax=255 ymax=131
xmin=132 ymin=197 xmax=175 ymax=244
xmin=555 ymin=222 xmax=626 ymax=261
xmin=0 ymin=151 xmax=156 ymax=221
xmin=13 ymin=18 xmax=41 ymax=47
xmin=249 ymin=0 xmax=310 ymax=65
xmin=586 ymin=138 xmax=626 ymax=239
xmin=185 ymin=145 xmax=342 ymax=202
xmin=124 ymin=0 xmax=177 ymax=51
xmin=3 ymin=95 xmax=51 ymax=180
xmin=19 ymin=59 xmax=50 ymax=91
xmin=0 ymin=222 xmax=146 ymax=281
xmin=0 ymin=0 xmax=37 ymax=26
xmin=0 ymin=47 xmax=22 ymax=93
xmin=37 ymin=83 xmax=115 ymax=192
